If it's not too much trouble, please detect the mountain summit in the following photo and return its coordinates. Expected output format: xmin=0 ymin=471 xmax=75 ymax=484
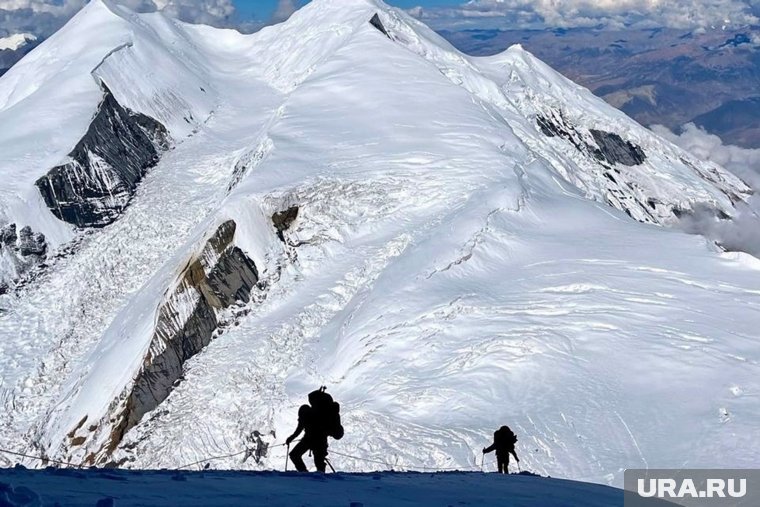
xmin=0 ymin=0 xmax=758 ymax=485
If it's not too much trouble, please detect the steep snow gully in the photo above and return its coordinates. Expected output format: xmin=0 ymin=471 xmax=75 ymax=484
xmin=0 ymin=0 xmax=759 ymax=490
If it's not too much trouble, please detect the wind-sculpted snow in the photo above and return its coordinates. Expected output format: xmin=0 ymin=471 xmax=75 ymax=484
xmin=0 ymin=0 xmax=759 ymax=489
xmin=35 ymin=86 xmax=169 ymax=229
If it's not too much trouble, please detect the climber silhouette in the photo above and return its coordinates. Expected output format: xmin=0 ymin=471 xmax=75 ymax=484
xmin=286 ymin=387 xmax=344 ymax=472
xmin=483 ymin=425 xmax=519 ymax=474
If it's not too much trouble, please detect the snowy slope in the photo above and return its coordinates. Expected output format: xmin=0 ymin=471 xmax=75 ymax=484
xmin=0 ymin=469 xmax=643 ymax=507
xmin=0 ymin=0 xmax=759 ymax=490
xmin=0 ymin=0 xmax=214 ymax=248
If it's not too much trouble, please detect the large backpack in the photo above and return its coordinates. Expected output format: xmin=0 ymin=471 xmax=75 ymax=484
xmin=494 ymin=426 xmax=517 ymax=448
xmin=308 ymin=387 xmax=344 ymax=440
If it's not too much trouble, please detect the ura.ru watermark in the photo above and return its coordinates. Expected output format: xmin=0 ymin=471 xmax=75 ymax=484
xmin=624 ymin=470 xmax=756 ymax=506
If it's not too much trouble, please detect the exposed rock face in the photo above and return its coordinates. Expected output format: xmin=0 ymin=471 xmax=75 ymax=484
xmin=589 ymin=129 xmax=647 ymax=166
xmin=0 ymin=223 xmax=48 ymax=290
xmin=1 ymin=223 xmax=17 ymax=246
xmin=536 ymin=111 xmax=672 ymax=223
xmin=35 ymin=85 xmax=169 ymax=229
xmin=370 ymin=13 xmax=390 ymax=38
xmin=18 ymin=226 xmax=48 ymax=257
xmin=537 ymin=112 xmax=647 ymax=167
xmin=272 ymin=206 xmax=299 ymax=242
xmin=101 ymin=220 xmax=258 ymax=455
xmin=537 ymin=112 xmax=591 ymax=154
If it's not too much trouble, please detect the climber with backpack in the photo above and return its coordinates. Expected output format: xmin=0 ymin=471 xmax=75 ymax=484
xmin=286 ymin=386 xmax=344 ymax=472
xmin=483 ymin=425 xmax=520 ymax=474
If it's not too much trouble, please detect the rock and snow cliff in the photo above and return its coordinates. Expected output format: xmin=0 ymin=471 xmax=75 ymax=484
xmin=0 ymin=0 xmax=758 ymax=487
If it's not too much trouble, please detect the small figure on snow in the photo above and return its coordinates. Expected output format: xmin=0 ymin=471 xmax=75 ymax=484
xmin=483 ymin=425 xmax=519 ymax=474
xmin=243 ymin=430 xmax=269 ymax=464
xmin=286 ymin=387 xmax=344 ymax=472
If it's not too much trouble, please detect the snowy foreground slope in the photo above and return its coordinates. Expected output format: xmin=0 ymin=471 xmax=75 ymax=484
xmin=0 ymin=469 xmax=654 ymax=507
xmin=0 ymin=0 xmax=759 ymax=489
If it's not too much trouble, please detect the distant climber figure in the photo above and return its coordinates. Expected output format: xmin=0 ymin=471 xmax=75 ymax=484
xmin=483 ymin=425 xmax=519 ymax=474
xmin=286 ymin=386 xmax=344 ymax=472
xmin=243 ymin=430 xmax=268 ymax=464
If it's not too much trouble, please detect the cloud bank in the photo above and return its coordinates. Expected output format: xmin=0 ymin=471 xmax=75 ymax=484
xmin=0 ymin=0 xmax=238 ymax=39
xmin=653 ymin=123 xmax=760 ymax=258
xmin=412 ymin=0 xmax=760 ymax=30
xmin=653 ymin=123 xmax=760 ymax=189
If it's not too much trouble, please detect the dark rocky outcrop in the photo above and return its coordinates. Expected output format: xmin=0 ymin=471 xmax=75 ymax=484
xmin=537 ymin=114 xmax=564 ymax=138
xmin=536 ymin=112 xmax=647 ymax=166
xmin=673 ymin=203 xmax=731 ymax=221
xmin=106 ymin=220 xmax=258 ymax=451
xmin=537 ymin=113 xmax=646 ymax=167
xmin=589 ymin=129 xmax=647 ymax=166
xmin=370 ymin=13 xmax=391 ymax=39
xmin=272 ymin=206 xmax=299 ymax=242
xmin=536 ymin=112 xmax=589 ymax=154
xmin=1 ymin=223 xmax=17 ymax=246
xmin=35 ymin=85 xmax=169 ymax=229
xmin=18 ymin=226 xmax=47 ymax=257
xmin=0 ymin=223 xmax=48 ymax=290
xmin=536 ymin=112 xmax=659 ymax=223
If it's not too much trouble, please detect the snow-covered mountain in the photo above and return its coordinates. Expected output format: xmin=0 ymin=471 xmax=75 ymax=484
xmin=0 ymin=0 xmax=759 ymax=487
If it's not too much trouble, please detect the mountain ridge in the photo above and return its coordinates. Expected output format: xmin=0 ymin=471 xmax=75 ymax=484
xmin=0 ymin=0 xmax=758 ymax=486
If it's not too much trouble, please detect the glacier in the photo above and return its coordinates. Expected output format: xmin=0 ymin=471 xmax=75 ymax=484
xmin=0 ymin=0 xmax=758 ymax=488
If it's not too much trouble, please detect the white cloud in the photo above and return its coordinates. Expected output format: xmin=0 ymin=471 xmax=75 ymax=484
xmin=147 ymin=0 xmax=235 ymax=26
xmin=0 ymin=32 xmax=36 ymax=50
xmin=0 ymin=0 xmax=238 ymax=39
xmin=652 ymin=123 xmax=760 ymax=257
xmin=652 ymin=123 xmax=760 ymax=189
xmin=411 ymin=0 xmax=760 ymax=30
xmin=0 ymin=0 xmax=84 ymax=15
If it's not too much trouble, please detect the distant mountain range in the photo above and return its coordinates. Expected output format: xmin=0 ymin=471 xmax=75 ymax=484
xmin=440 ymin=26 xmax=760 ymax=148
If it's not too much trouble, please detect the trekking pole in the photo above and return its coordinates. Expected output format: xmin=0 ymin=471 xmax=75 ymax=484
xmin=325 ymin=457 xmax=336 ymax=473
xmin=285 ymin=443 xmax=290 ymax=472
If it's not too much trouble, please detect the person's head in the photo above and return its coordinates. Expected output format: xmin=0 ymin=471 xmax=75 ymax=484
xmin=308 ymin=386 xmax=327 ymax=406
